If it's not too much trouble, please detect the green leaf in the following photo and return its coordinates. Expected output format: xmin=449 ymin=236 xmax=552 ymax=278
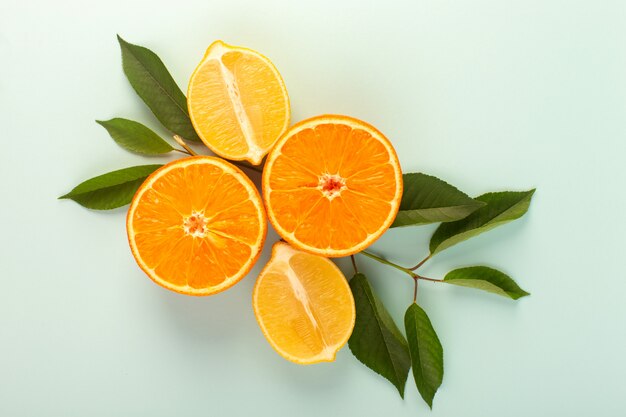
xmin=392 ymin=173 xmax=485 ymax=227
xmin=429 ymin=189 xmax=536 ymax=254
xmin=348 ymin=273 xmax=411 ymax=398
xmin=59 ymin=165 xmax=162 ymax=210
xmin=96 ymin=118 xmax=174 ymax=155
xmin=117 ymin=35 xmax=200 ymax=141
xmin=444 ymin=266 xmax=529 ymax=299
xmin=404 ymin=303 xmax=444 ymax=409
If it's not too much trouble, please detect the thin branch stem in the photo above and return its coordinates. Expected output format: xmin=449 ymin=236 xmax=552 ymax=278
xmin=172 ymin=148 xmax=192 ymax=156
xmin=410 ymin=254 xmax=432 ymax=271
xmin=413 ymin=277 xmax=418 ymax=302
xmin=172 ymin=135 xmax=263 ymax=174
xmin=359 ymin=251 xmax=444 ymax=285
xmin=173 ymin=135 xmax=198 ymax=156
xmin=233 ymin=160 xmax=263 ymax=174
xmin=350 ymin=255 xmax=359 ymax=274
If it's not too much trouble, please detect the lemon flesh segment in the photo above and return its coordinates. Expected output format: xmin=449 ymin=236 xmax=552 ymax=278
xmin=253 ymin=242 xmax=356 ymax=364
xmin=187 ymin=41 xmax=290 ymax=165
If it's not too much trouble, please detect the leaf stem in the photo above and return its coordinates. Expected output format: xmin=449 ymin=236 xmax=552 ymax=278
xmin=173 ymin=135 xmax=198 ymax=156
xmin=359 ymin=251 xmax=417 ymax=278
xmin=413 ymin=277 xmax=418 ymax=302
xmin=410 ymin=254 xmax=432 ymax=271
xmin=416 ymin=275 xmax=443 ymax=283
xmin=350 ymin=255 xmax=358 ymax=274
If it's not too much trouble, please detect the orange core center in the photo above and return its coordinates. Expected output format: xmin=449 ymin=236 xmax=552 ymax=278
xmin=183 ymin=212 xmax=209 ymax=237
xmin=319 ymin=174 xmax=346 ymax=200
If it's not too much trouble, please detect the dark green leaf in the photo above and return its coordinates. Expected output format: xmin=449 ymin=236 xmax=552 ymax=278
xmin=59 ymin=165 xmax=162 ymax=210
xmin=404 ymin=303 xmax=443 ymax=409
xmin=117 ymin=35 xmax=200 ymax=141
xmin=429 ymin=189 xmax=536 ymax=254
xmin=96 ymin=118 xmax=174 ymax=155
xmin=392 ymin=173 xmax=485 ymax=227
xmin=444 ymin=266 xmax=529 ymax=299
xmin=348 ymin=273 xmax=411 ymax=398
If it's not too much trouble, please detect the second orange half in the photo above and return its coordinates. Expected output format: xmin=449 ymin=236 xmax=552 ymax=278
xmin=262 ymin=115 xmax=403 ymax=257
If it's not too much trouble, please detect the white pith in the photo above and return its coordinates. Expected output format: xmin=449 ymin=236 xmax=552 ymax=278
xmin=206 ymin=42 xmax=264 ymax=163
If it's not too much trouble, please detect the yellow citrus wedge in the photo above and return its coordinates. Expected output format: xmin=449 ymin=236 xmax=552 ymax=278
xmin=253 ymin=241 xmax=356 ymax=364
xmin=187 ymin=41 xmax=290 ymax=165
xmin=127 ymin=156 xmax=267 ymax=296
xmin=262 ymin=115 xmax=403 ymax=257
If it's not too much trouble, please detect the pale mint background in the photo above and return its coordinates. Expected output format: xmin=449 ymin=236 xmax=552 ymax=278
xmin=1 ymin=0 xmax=625 ymax=415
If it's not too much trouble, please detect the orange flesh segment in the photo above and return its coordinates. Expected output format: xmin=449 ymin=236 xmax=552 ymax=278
xmin=263 ymin=115 xmax=402 ymax=257
xmin=253 ymin=242 xmax=355 ymax=363
xmin=127 ymin=157 xmax=266 ymax=296
xmin=187 ymin=41 xmax=290 ymax=165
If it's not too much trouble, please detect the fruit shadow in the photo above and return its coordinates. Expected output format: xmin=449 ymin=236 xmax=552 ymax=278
xmin=152 ymin=256 xmax=267 ymax=356
xmin=153 ymin=226 xmax=354 ymax=394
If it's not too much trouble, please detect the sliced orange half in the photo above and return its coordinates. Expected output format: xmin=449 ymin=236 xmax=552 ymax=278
xmin=262 ymin=115 xmax=403 ymax=257
xmin=127 ymin=156 xmax=267 ymax=296
xmin=253 ymin=241 xmax=355 ymax=364
xmin=187 ymin=41 xmax=290 ymax=165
